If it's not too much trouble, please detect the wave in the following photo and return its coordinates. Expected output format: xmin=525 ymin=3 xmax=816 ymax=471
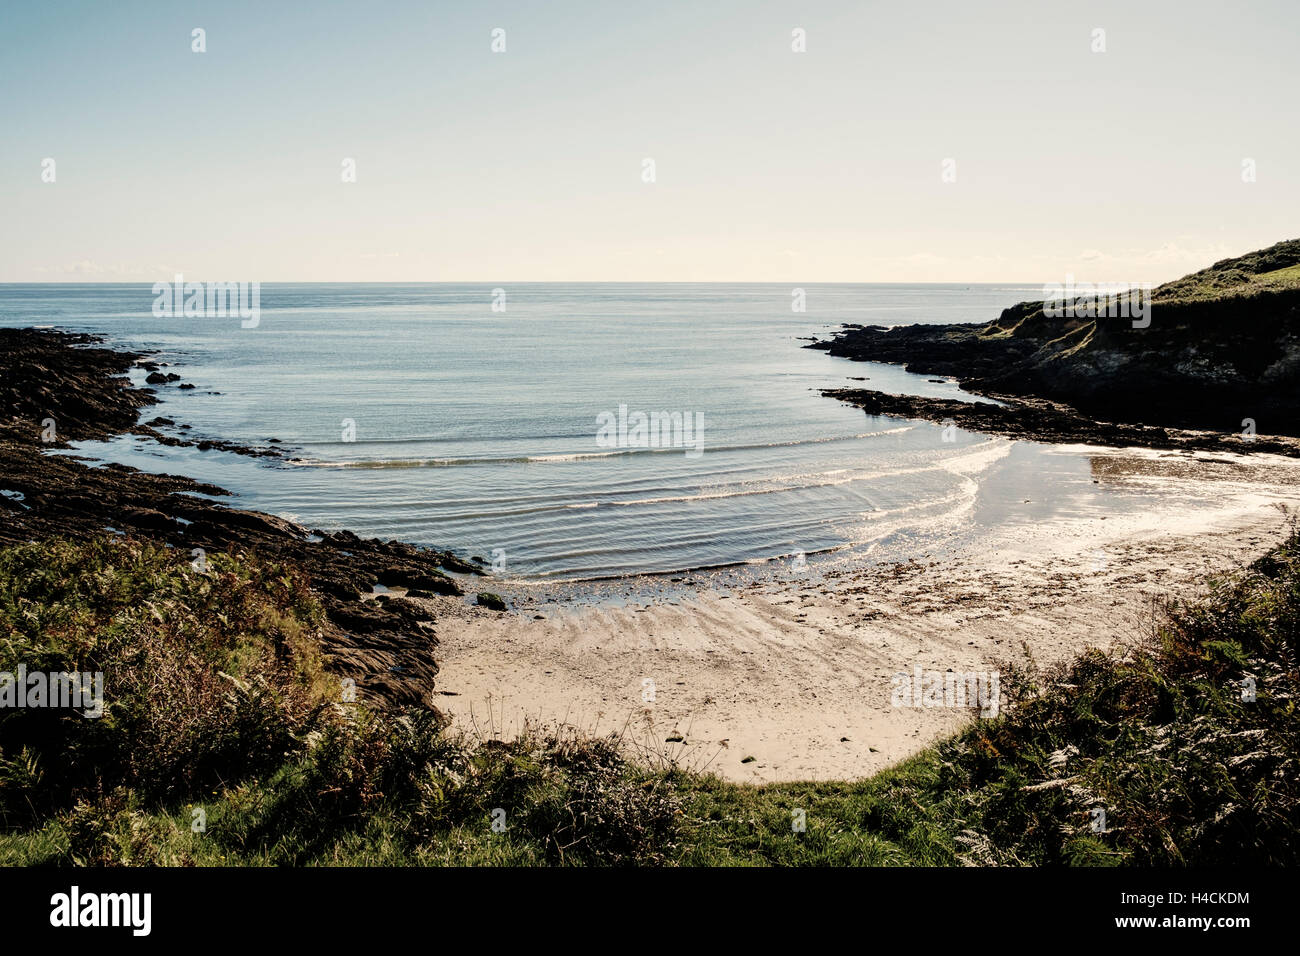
xmin=530 ymin=543 xmax=854 ymax=582
xmin=286 ymin=427 xmax=915 ymax=469
xmin=291 ymin=432 xmax=591 ymax=447
xmin=318 ymin=441 xmax=1007 ymax=525
xmin=601 ymin=442 xmax=1006 ymax=508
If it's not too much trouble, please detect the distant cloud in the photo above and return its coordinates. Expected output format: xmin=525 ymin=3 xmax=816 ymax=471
xmin=1036 ymin=240 xmax=1238 ymax=283
xmin=36 ymin=260 xmax=182 ymax=279
xmin=1140 ymin=240 xmax=1233 ymax=265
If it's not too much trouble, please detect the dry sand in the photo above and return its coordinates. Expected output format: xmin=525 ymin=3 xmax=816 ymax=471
xmin=420 ymin=445 xmax=1300 ymax=783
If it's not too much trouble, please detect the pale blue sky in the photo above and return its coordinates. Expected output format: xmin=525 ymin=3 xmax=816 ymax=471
xmin=1 ymin=0 xmax=1295 ymax=282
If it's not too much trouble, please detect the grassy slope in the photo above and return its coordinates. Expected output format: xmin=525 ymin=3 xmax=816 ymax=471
xmin=2 ymin=529 xmax=1297 ymax=867
xmin=1152 ymin=242 xmax=1300 ymax=302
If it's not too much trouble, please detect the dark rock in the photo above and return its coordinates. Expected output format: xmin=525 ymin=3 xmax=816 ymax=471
xmin=476 ymin=592 xmax=507 ymax=611
xmin=376 ymin=568 xmax=463 ymax=596
xmin=810 ymin=238 xmax=1300 ymax=445
xmin=0 ymin=327 xmax=455 ymax=711
xmin=439 ymin=554 xmax=483 ymax=575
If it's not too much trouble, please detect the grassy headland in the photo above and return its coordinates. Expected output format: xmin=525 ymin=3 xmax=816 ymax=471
xmin=813 ymin=238 xmax=1300 ymax=438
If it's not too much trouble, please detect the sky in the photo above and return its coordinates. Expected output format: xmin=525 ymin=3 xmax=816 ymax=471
xmin=1 ymin=0 xmax=1296 ymax=284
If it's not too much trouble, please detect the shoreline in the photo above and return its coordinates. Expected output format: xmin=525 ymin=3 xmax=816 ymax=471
xmin=0 ymin=327 xmax=486 ymax=709
xmin=806 ymin=243 xmax=1300 ymax=446
xmin=429 ymin=481 xmax=1299 ymax=782
xmin=819 ymin=386 xmax=1300 ymax=458
xmin=5 ymin=326 xmax=1300 ymax=784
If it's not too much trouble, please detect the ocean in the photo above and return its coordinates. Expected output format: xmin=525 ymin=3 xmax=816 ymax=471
xmin=0 ymin=282 xmax=1166 ymax=579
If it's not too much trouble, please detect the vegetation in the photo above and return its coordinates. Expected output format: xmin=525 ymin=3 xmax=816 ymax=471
xmin=1152 ymin=239 xmax=1300 ymax=302
xmin=0 ymin=538 xmax=331 ymax=825
xmin=1 ymin=529 xmax=1296 ymax=866
xmin=476 ymin=592 xmax=507 ymax=611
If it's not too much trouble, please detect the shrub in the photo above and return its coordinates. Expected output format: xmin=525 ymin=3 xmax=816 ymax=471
xmin=0 ymin=537 xmax=331 ymax=825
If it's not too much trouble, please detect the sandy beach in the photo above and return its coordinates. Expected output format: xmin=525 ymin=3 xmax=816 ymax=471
xmin=427 ymin=446 xmax=1300 ymax=782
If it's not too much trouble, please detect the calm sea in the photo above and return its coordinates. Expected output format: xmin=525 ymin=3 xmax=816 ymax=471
xmin=0 ymin=282 xmax=1145 ymax=578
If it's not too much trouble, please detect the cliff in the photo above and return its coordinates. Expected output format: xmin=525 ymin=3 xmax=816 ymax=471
xmin=811 ymin=238 xmax=1300 ymax=435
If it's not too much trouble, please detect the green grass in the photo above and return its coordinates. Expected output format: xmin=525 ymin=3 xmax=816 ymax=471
xmin=1151 ymin=238 xmax=1300 ymax=302
xmin=2 ymin=528 xmax=1297 ymax=866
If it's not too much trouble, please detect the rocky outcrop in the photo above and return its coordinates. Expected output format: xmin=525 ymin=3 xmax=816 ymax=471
xmin=810 ymin=239 xmax=1300 ymax=437
xmin=0 ymin=327 xmax=487 ymax=709
xmin=821 ymin=388 xmax=1300 ymax=456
